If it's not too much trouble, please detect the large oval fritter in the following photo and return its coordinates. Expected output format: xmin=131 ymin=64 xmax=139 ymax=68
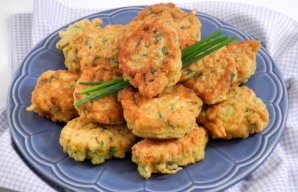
xmin=131 ymin=126 xmax=208 ymax=178
xmin=60 ymin=117 xmax=136 ymax=164
xmin=119 ymin=18 xmax=182 ymax=98
xmin=118 ymin=84 xmax=203 ymax=139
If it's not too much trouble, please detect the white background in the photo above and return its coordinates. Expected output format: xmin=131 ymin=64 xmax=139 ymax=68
xmin=1 ymin=0 xmax=298 ymax=108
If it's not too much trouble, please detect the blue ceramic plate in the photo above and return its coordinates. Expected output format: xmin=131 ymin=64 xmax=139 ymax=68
xmin=7 ymin=6 xmax=288 ymax=192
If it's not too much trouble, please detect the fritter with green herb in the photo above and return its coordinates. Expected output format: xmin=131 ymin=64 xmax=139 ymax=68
xmin=132 ymin=125 xmax=208 ymax=178
xmin=74 ymin=65 xmax=124 ymax=125
xmin=119 ymin=18 xmax=182 ymax=98
xmin=27 ymin=70 xmax=79 ymax=122
xmin=198 ymin=86 xmax=269 ymax=139
xmin=227 ymin=40 xmax=260 ymax=83
xmin=180 ymin=46 xmax=238 ymax=104
xmin=56 ymin=18 xmax=103 ymax=72
xmin=59 ymin=117 xmax=136 ymax=164
xmin=76 ymin=24 xmax=124 ymax=71
xmin=118 ymin=84 xmax=203 ymax=139
xmin=133 ymin=3 xmax=201 ymax=48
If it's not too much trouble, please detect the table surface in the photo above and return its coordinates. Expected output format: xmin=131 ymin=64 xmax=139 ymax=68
xmin=1 ymin=0 xmax=298 ymax=108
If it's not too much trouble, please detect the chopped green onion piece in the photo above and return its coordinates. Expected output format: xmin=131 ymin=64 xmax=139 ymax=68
xmin=182 ymin=35 xmax=238 ymax=68
xmin=182 ymin=31 xmax=222 ymax=58
xmin=79 ymin=81 xmax=104 ymax=85
xmin=182 ymin=36 xmax=228 ymax=62
xmin=75 ymin=81 xmax=130 ymax=107
xmin=79 ymin=77 xmax=124 ymax=94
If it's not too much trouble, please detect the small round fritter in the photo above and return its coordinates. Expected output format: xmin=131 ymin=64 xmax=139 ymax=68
xmin=27 ymin=70 xmax=79 ymax=122
xmin=227 ymin=40 xmax=261 ymax=83
xmin=133 ymin=3 xmax=201 ymax=48
xmin=60 ymin=117 xmax=136 ymax=164
xmin=76 ymin=24 xmax=124 ymax=70
xmin=74 ymin=65 xmax=124 ymax=125
xmin=198 ymin=86 xmax=269 ymax=139
xmin=181 ymin=46 xmax=238 ymax=105
xmin=118 ymin=84 xmax=203 ymax=139
xmin=56 ymin=18 xmax=103 ymax=72
xmin=119 ymin=18 xmax=182 ymax=98
xmin=132 ymin=126 xmax=208 ymax=179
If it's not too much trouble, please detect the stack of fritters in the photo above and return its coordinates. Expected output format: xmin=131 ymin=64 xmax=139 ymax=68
xmin=27 ymin=3 xmax=269 ymax=179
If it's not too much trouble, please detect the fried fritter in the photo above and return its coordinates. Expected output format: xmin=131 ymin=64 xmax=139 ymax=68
xmin=119 ymin=18 xmax=182 ymax=98
xmin=132 ymin=126 xmax=208 ymax=179
xmin=181 ymin=46 xmax=238 ymax=104
xmin=133 ymin=3 xmax=201 ymax=48
xmin=198 ymin=86 xmax=269 ymax=139
xmin=27 ymin=70 xmax=79 ymax=122
xmin=118 ymin=84 xmax=203 ymax=139
xmin=56 ymin=18 xmax=103 ymax=72
xmin=227 ymin=40 xmax=261 ymax=83
xmin=74 ymin=65 xmax=124 ymax=125
xmin=76 ymin=24 xmax=124 ymax=70
xmin=60 ymin=117 xmax=136 ymax=164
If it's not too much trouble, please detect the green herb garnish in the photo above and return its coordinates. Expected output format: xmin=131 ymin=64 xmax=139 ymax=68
xmin=75 ymin=31 xmax=238 ymax=107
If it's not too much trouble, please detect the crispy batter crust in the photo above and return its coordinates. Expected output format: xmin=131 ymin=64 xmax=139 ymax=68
xmin=118 ymin=84 xmax=203 ymax=139
xmin=198 ymin=86 xmax=269 ymax=139
xmin=133 ymin=3 xmax=201 ymax=48
xmin=60 ymin=117 xmax=136 ymax=164
xmin=119 ymin=18 xmax=182 ymax=98
xmin=181 ymin=47 xmax=238 ymax=104
xmin=227 ymin=40 xmax=260 ymax=83
xmin=56 ymin=18 xmax=103 ymax=72
xmin=76 ymin=24 xmax=124 ymax=70
xmin=74 ymin=65 xmax=124 ymax=125
xmin=26 ymin=70 xmax=79 ymax=122
xmin=132 ymin=126 xmax=208 ymax=178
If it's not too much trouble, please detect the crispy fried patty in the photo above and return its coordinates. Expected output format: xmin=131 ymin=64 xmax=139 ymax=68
xmin=56 ymin=18 xmax=103 ymax=72
xmin=76 ymin=24 xmax=124 ymax=70
xmin=181 ymin=46 xmax=238 ymax=104
xmin=118 ymin=84 xmax=203 ymax=139
xmin=74 ymin=65 xmax=124 ymax=125
xmin=132 ymin=126 xmax=208 ymax=178
xmin=227 ymin=40 xmax=260 ymax=83
xmin=119 ymin=18 xmax=182 ymax=98
xmin=60 ymin=117 xmax=136 ymax=164
xmin=133 ymin=3 xmax=201 ymax=48
xmin=198 ymin=86 xmax=269 ymax=139
xmin=27 ymin=70 xmax=79 ymax=122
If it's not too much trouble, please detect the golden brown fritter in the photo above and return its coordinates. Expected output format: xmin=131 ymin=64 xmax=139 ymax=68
xmin=133 ymin=3 xmax=201 ymax=48
xmin=119 ymin=18 xmax=182 ymax=98
xmin=198 ymin=86 xmax=269 ymax=139
xmin=27 ymin=70 xmax=79 ymax=122
xmin=56 ymin=18 xmax=103 ymax=72
xmin=60 ymin=117 xmax=136 ymax=164
xmin=118 ymin=84 xmax=203 ymax=139
xmin=76 ymin=24 xmax=124 ymax=70
xmin=74 ymin=65 xmax=124 ymax=125
xmin=180 ymin=46 xmax=238 ymax=105
xmin=132 ymin=126 xmax=208 ymax=179
xmin=227 ymin=40 xmax=260 ymax=83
